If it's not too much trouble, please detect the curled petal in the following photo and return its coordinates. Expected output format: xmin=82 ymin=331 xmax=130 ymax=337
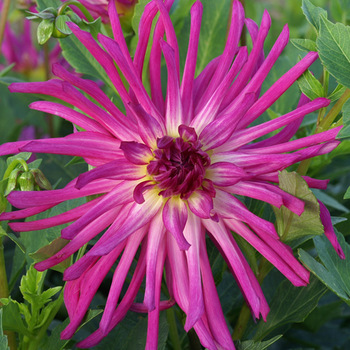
xmin=163 ymin=196 xmax=190 ymax=250
xmin=120 ymin=141 xmax=154 ymax=165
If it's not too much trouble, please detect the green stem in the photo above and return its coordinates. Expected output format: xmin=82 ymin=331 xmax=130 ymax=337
xmin=323 ymin=68 xmax=329 ymax=97
xmin=0 ymin=237 xmax=17 ymax=350
xmin=167 ymin=308 xmax=182 ymax=350
xmin=3 ymin=159 xmax=29 ymax=179
xmin=0 ymin=0 xmax=11 ymax=54
xmin=57 ymin=0 xmax=95 ymax=22
xmin=297 ymin=88 xmax=350 ymax=176
xmin=319 ymin=88 xmax=350 ymax=131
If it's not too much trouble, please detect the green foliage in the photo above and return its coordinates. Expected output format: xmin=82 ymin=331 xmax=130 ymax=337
xmin=338 ymin=98 xmax=350 ymax=139
xmin=290 ymin=38 xmax=317 ymax=52
xmin=253 ymin=275 xmax=327 ymax=341
xmin=317 ymin=16 xmax=350 ymax=89
xmin=297 ymin=68 xmax=325 ymax=100
xmin=36 ymin=0 xmax=61 ymax=12
xmin=94 ymin=312 xmax=169 ymax=350
xmin=273 ymin=171 xmax=324 ymax=245
xmin=235 ymin=335 xmax=282 ymax=350
xmin=301 ymin=0 xmax=328 ymax=32
xmin=299 ymin=230 xmax=350 ymax=306
xmin=195 ymin=0 xmax=231 ymax=74
xmin=37 ymin=19 xmax=55 ymax=45
xmin=43 ymin=310 xmax=102 ymax=350
xmin=0 ymin=310 xmax=9 ymax=350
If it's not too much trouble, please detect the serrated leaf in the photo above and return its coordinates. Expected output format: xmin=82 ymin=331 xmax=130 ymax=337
xmin=253 ymin=275 xmax=327 ymax=341
xmin=337 ymin=98 xmax=350 ymax=139
xmin=44 ymin=309 xmax=103 ymax=350
xmin=299 ymin=230 xmax=350 ymax=306
xmin=29 ymin=237 xmax=71 ymax=273
xmin=20 ymin=264 xmax=44 ymax=297
xmin=290 ymin=38 xmax=317 ymax=52
xmin=235 ymin=335 xmax=282 ymax=350
xmin=301 ymin=0 xmax=328 ymax=32
xmin=0 ymin=298 xmax=33 ymax=337
xmin=37 ymin=18 xmax=54 ymax=44
xmin=317 ymin=16 xmax=350 ymax=89
xmin=55 ymin=15 xmax=72 ymax=35
xmin=273 ymin=170 xmax=324 ymax=244
xmin=0 ymin=309 xmax=9 ymax=350
xmin=297 ymin=69 xmax=325 ymax=100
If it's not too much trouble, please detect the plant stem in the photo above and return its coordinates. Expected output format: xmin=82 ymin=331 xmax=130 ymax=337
xmin=167 ymin=308 xmax=182 ymax=350
xmin=188 ymin=328 xmax=202 ymax=350
xmin=0 ymin=0 xmax=11 ymax=54
xmin=57 ymin=0 xmax=94 ymax=22
xmin=297 ymin=88 xmax=350 ymax=176
xmin=0 ymin=237 xmax=17 ymax=350
xmin=3 ymin=159 xmax=29 ymax=179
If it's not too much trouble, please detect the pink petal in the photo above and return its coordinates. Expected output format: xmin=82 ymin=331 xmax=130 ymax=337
xmin=120 ymin=141 xmax=153 ymax=165
xmin=163 ymin=196 xmax=190 ymax=250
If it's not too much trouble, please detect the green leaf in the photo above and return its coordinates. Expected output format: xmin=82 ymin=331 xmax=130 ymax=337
xmin=95 ymin=311 xmax=168 ymax=350
xmin=59 ymin=32 xmax=114 ymax=91
xmin=55 ymin=15 xmax=72 ymax=35
xmin=253 ymin=275 xmax=327 ymax=341
xmin=29 ymin=237 xmax=71 ymax=273
xmin=196 ymin=0 xmax=231 ymax=74
xmin=82 ymin=17 xmax=101 ymax=39
xmin=206 ymin=238 xmax=225 ymax=285
xmin=344 ymin=186 xmax=350 ymax=199
xmin=235 ymin=335 xmax=282 ymax=350
xmin=299 ymin=230 xmax=350 ymax=306
xmin=290 ymin=38 xmax=317 ymax=52
xmin=312 ymin=188 xmax=349 ymax=213
xmin=0 ymin=298 xmax=33 ymax=337
xmin=301 ymin=0 xmax=328 ymax=32
xmin=337 ymin=98 xmax=350 ymax=139
xmin=328 ymin=84 xmax=347 ymax=102
xmin=317 ymin=16 xmax=350 ymax=90
xmin=6 ymin=152 xmax=32 ymax=166
xmin=302 ymin=299 xmax=343 ymax=333
xmin=37 ymin=18 xmax=54 ymax=44
xmin=65 ymin=156 xmax=86 ymax=167
xmin=36 ymin=0 xmax=60 ymax=11
xmin=131 ymin=0 xmax=152 ymax=42
xmin=0 ymin=310 xmax=10 ymax=350
xmin=273 ymin=170 xmax=324 ymax=244
xmin=297 ymin=69 xmax=325 ymax=100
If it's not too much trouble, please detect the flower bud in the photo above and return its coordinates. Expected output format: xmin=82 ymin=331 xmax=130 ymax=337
xmin=18 ymin=172 xmax=35 ymax=191
xmin=5 ymin=169 xmax=22 ymax=196
xmin=31 ymin=169 xmax=52 ymax=190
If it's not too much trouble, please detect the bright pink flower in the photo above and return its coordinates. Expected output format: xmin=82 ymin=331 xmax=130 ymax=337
xmin=0 ymin=0 xmax=344 ymax=348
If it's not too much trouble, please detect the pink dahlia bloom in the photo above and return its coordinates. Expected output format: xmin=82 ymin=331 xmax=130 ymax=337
xmin=0 ymin=0 xmax=345 ymax=348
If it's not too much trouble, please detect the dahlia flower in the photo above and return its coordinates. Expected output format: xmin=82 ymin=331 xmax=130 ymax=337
xmin=0 ymin=0 xmax=344 ymax=348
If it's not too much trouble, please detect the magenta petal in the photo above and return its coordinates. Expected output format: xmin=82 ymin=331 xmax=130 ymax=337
xmin=120 ymin=141 xmax=153 ymax=165
xmin=187 ymin=190 xmax=214 ymax=219
xmin=163 ymin=196 xmax=190 ymax=250
xmin=183 ymin=212 xmax=205 ymax=331
xmin=9 ymin=197 xmax=100 ymax=232
xmin=206 ymin=162 xmax=247 ymax=186
xmin=99 ymin=226 xmax=147 ymax=335
xmin=87 ymin=190 xmax=163 ymax=257
xmin=318 ymin=200 xmax=345 ymax=259
xmin=180 ymin=1 xmax=203 ymax=124
xmin=144 ymin=211 xmax=166 ymax=311
xmin=75 ymin=159 xmax=145 ymax=189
